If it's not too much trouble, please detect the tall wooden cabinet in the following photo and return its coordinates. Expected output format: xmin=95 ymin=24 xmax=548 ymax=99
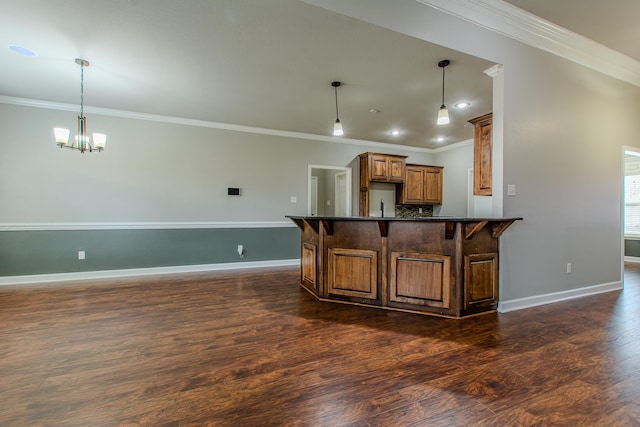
xmin=469 ymin=113 xmax=492 ymax=196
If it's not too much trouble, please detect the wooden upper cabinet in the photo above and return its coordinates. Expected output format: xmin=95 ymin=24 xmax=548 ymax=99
xmin=397 ymin=164 xmax=443 ymax=205
xmin=469 ymin=113 xmax=492 ymax=196
xmin=361 ymin=152 xmax=406 ymax=183
xmin=359 ymin=152 xmax=408 ymax=216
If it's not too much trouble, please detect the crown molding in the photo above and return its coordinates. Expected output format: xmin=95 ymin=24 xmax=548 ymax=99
xmin=430 ymin=138 xmax=473 ymax=154
xmin=416 ymin=0 xmax=640 ymax=87
xmin=0 ymin=95 xmax=434 ymax=154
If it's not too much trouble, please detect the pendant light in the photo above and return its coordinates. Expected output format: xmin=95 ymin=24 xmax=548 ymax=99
xmin=331 ymin=81 xmax=344 ymax=136
xmin=437 ymin=59 xmax=450 ymax=126
xmin=54 ymin=58 xmax=106 ymax=153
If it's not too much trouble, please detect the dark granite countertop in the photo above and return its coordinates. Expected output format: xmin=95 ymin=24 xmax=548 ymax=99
xmin=286 ymin=215 xmax=523 ymax=222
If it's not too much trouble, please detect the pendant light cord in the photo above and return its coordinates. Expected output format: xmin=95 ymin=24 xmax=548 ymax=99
xmin=438 ymin=59 xmax=449 ymax=108
xmin=334 ymin=85 xmax=340 ymax=120
xmin=441 ymin=65 xmax=445 ymax=106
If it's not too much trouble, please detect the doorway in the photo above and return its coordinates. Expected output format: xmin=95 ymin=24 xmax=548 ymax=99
xmin=308 ymin=165 xmax=352 ymax=217
xmin=623 ymin=147 xmax=640 ymax=273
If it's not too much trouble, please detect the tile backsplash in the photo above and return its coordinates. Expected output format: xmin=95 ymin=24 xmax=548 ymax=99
xmin=395 ymin=205 xmax=433 ymax=218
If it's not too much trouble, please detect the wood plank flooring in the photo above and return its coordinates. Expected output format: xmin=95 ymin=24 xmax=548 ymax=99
xmin=0 ymin=264 xmax=639 ymax=426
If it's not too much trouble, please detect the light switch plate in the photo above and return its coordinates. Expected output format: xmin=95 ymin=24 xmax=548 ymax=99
xmin=507 ymin=184 xmax=516 ymax=196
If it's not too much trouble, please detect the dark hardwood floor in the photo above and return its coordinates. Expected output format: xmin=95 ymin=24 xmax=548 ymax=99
xmin=1 ymin=264 xmax=639 ymax=426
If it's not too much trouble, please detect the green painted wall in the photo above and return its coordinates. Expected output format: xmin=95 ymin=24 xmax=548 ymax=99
xmin=625 ymin=239 xmax=640 ymax=258
xmin=0 ymin=227 xmax=299 ymax=276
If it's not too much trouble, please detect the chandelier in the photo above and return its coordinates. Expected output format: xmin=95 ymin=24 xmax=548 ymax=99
xmin=54 ymin=58 xmax=106 ymax=153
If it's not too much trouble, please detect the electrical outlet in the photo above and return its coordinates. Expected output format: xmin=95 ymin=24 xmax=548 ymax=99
xmin=566 ymin=262 xmax=572 ymax=274
xmin=237 ymin=245 xmax=244 ymax=258
xmin=78 ymin=250 xmax=86 ymax=260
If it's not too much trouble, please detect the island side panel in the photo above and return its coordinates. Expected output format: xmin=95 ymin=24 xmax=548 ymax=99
xmin=461 ymin=221 xmax=500 ymax=315
xmin=322 ymin=220 xmax=383 ymax=306
xmin=299 ymin=220 xmax=321 ymax=297
xmin=385 ymin=221 xmax=460 ymax=317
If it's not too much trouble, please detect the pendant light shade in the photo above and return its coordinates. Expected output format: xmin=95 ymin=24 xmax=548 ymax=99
xmin=331 ymin=81 xmax=344 ymax=136
xmin=437 ymin=105 xmax=450 ymax=125
xmin=333 ymin=118 xmax=343 ymax=136
xmin=437 ymin=60 xmax=450 ymax=126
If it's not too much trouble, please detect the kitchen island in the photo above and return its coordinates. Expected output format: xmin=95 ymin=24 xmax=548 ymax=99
xmin=287 ymin=216 xmax=521 ymax=318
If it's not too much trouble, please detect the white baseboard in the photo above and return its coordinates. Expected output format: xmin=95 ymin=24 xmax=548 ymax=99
xmin=0 ymin=259 xmax=301 ymax=286
xmin=498 ymin=281 xmax=622 ymax=313
xmin=624 ymin=256 xmax=640 ymax=263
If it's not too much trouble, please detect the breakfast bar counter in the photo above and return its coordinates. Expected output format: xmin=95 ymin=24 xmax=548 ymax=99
xmin=287 ymin=216 xmax=521 ymax=318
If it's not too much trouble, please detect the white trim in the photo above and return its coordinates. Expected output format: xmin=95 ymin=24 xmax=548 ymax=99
xmin=416 ymin=0 xmax=640 ymax=88
xmin=483 ymin=63 xmax=503 ymax=78
xmin=0 ymin=259 xmax=301 ymax=286
xmin=624 ymin=256 xmax=640 ymax=264
xmin=0 ymin=221 xmax=296 ymax=231
xmin=498 ymin=280 xmax=622 ymax=313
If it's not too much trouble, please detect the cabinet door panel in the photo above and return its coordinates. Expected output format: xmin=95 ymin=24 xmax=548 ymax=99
xmin=389 ymin=252 xmax=450 ymax=308
xmin=477 ymin=123 xmax=492 ymax=193
xmin=424 ymin=167 xmax=443 ymax=204
xmin=403 ymin=168 xmax=425 ymax=203
xmin=328 ymin=248 xmax=378 ymax=299
xmin=465 ymin=253 xmax=498 ymax=308
xmin=471 ymin=113 xmax=492 ymax=196
xmin=371 ymin=156 xmax=388 ymax=181
xmin=388 ymin=158 xmax=405 ymax=182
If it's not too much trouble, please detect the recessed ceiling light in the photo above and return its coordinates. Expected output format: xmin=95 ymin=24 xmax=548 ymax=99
xmin=436 ymin=137 xmax=445 ymax=142
xmin=8 ymin=44 xmax=37 ymax=57
xmin=454 ymin=101 xmax=471 ymax=108
xmin=369 ymin=109 xmax=380 ymax=113
xmin=390 ymin=130 xmax=402 ymax=136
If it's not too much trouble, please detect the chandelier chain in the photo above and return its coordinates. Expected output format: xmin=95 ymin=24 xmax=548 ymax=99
xmin=80 ymin=61 xmax=84 ymax=118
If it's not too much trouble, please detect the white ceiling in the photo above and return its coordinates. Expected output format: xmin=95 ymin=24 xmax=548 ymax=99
xmin=0 ymin=0 xmax=637 ymax=150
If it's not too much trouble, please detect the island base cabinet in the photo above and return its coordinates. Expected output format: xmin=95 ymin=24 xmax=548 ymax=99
xmin=389 ymin=252 xmax=451 ymax=310
xmin=288 ymin=216 xmax=520 ymax=318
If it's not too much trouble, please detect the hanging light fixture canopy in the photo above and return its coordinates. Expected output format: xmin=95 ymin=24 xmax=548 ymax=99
xmin=437 ymin=59 xmax=450 ymax=126
xmin=331 ymin=81 xmax=344 ymax=136
xmin=54 ymin=58 xmax=106 ymax=153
